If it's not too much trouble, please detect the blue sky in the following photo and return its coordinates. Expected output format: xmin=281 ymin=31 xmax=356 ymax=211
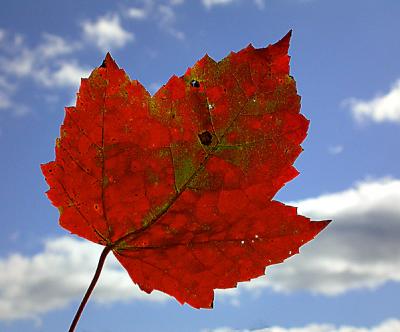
xmin=1 ymin=0 xmax=400 ymax=331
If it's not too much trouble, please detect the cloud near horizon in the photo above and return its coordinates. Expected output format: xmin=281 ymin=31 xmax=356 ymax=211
xmin=201 ymin=318 xmax=400 ymax=332
xmin=345 ymin=79 xmax=400 ymax=124
xmin=241 ymin=177 xmax=400 ymax=296
xmin=0 ymin=237 xmax=167 ymax=321
xmin=1 ymin=177 xmax=399 ymax=321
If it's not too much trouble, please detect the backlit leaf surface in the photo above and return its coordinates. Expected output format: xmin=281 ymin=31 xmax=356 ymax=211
xmin=42 ymin=31 xmax=330 ymax=308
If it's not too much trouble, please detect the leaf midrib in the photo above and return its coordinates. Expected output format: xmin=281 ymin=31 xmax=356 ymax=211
xmin=111 ymin=86 xmax=250 ymax=249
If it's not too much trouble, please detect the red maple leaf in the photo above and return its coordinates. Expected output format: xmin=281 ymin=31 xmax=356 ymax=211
xmin=41 ymin=31 xmax=329 ymax=330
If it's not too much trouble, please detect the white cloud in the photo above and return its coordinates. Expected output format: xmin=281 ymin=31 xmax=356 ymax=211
xmin=0 ymin=49 xmax=35 ymax=77
xmin=158 ymin=4 xmax=185 ymax=40
xmin=38 ymin=33 xmax=78 ymax=58
xmin=36 ymin=61 xmax=90 ymax=88
xmin=328 ymin=145 xmax=343 ymax=155
xmin=0 ymin=91 xmax=28 ymax=116
xmin=253 ymin=0 xmax=265 ymax=9
xmin=0 ymin=32 xmax=78 ymax=74
xmin=345 ymin=80 xmax=400 ymax=124
xmin=0 ymin=29 xmax=5 ymax=43
xmin=2 ymin=178 xmax=400 ymax=321
xmin=0 ymin=75 xmax=29 ymax=116
xmin=0 ymin=90 xmax=12 ymax=110
xmin=3 ymin=53 xmax=89 ymax=90
xmin=127 ymin=7 xmax=148 ymax=20
xmin=0 ymin=75 xmax=14 ymax=94
xmin=0 ymin=30 xmax=87 ymax=115
xmin=0 ymin=31 xmax=83 ymax=82
xmin=50 ymin=62 xmax=90 ymax=87
xmin=203 ymin=0 xmax=236 ymax=8
xmin=202 ymin=0 xmax=264 ymax=9
xmin=82 ymin=14 xmax=134 ymax=51
xmin=0 ymin=237 xmax=167 ymax=321
xmin=201 ymin=319 xmax=400 ymax=332
xmin=170 ymin=0 xmax=185 ymax=5
xmin=240 ymin=177 xmax=400 ymax=295
xmin=125 ymin=2 xmax=185 ymax=40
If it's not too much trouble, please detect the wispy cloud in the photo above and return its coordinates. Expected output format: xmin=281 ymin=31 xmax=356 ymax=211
xmin=35 ymin=61 xmax=90 ymax=88
xmin=0 ymin=4 xmax=188 ymax=117
xmin=125 ymin=1 xmax=185 ymax=40
xmin=37 ymin=33 xmax=78 ymax=59
xmin=0 ymin=74 xmax=29 ymax=116
xmin=170 ymin=0 xmax=185 ymax=4
xmin=253 ymin=0 xmax=265 ymax=9
xmin=0 ymin=237 xmax=167 ymax=321
xmin=0 ymin=86 xmax=12 ymax=110
xmin=127 ymin=7 xmax=148 ymax=20
xmin=345 ymin=79 xmax=400 ymax=124
xmin=328 ymin=145 xmax=343 ymax=155
xmin=202 ymin=0 xmax=265 ymax=9
xmin=0 ymin=49 xmax=35 ymax=77
xmin=0 ymin=29 xmax=5 ymax=42
xmin=203 ymin=0 xmax=236 ymax=8
xmin=82 ymin=14 xmax=134 ymax=52
xmin=158 ymin=4 xmax=185 ymax=40
xmin=0 ymin=30 xmax=88 ymax=115
xmin=0 ymin=75 xmax=15 ymax=106
xmin=0 ymin=33 xmax=87 ymax=86
xmin=201 ymin=319 xmax=400 ymax=332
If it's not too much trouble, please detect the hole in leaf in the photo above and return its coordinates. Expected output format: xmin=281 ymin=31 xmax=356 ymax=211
xmin=190 ymin=80 xmax=200 ymax=88
xmin=198 ymin=131 xmax=212 ymax=146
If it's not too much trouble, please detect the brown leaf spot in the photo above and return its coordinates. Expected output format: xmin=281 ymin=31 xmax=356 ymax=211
xmin=198 ymin=131 xmax=212 ymax=146
xmin=190 ymin=80 xmax=200 ymax=88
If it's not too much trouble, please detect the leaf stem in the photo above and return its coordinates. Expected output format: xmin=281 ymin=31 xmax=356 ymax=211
xmin=68 ymin=245 xmax=112 ymax=332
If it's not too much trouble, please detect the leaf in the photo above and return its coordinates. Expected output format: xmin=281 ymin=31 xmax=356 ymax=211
xmin=41 ymin=31 xmax=330 ymax=309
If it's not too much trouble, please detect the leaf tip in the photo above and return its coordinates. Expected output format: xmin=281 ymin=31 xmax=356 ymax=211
xmin=283 ymin=29 xmax=293 ymax=41
xmin=322 ymin=219 xmax=332 ymax=226
xmin=41 ymin=161 xmax=56 ymax=178
xmin=312 ymin=219 xmax=332 ymax=233
xmin=200 ymin=53 xmax=215 ymax=64
xmin=99 ymin=52 xmax=118 ymax=69
xmin=247 ymin=43 xmax=255 ymax=50
xmin=39 ymin=163 xmax=47 ymax=173
xmin=276 ymin=29 xmax=292 ymax=51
